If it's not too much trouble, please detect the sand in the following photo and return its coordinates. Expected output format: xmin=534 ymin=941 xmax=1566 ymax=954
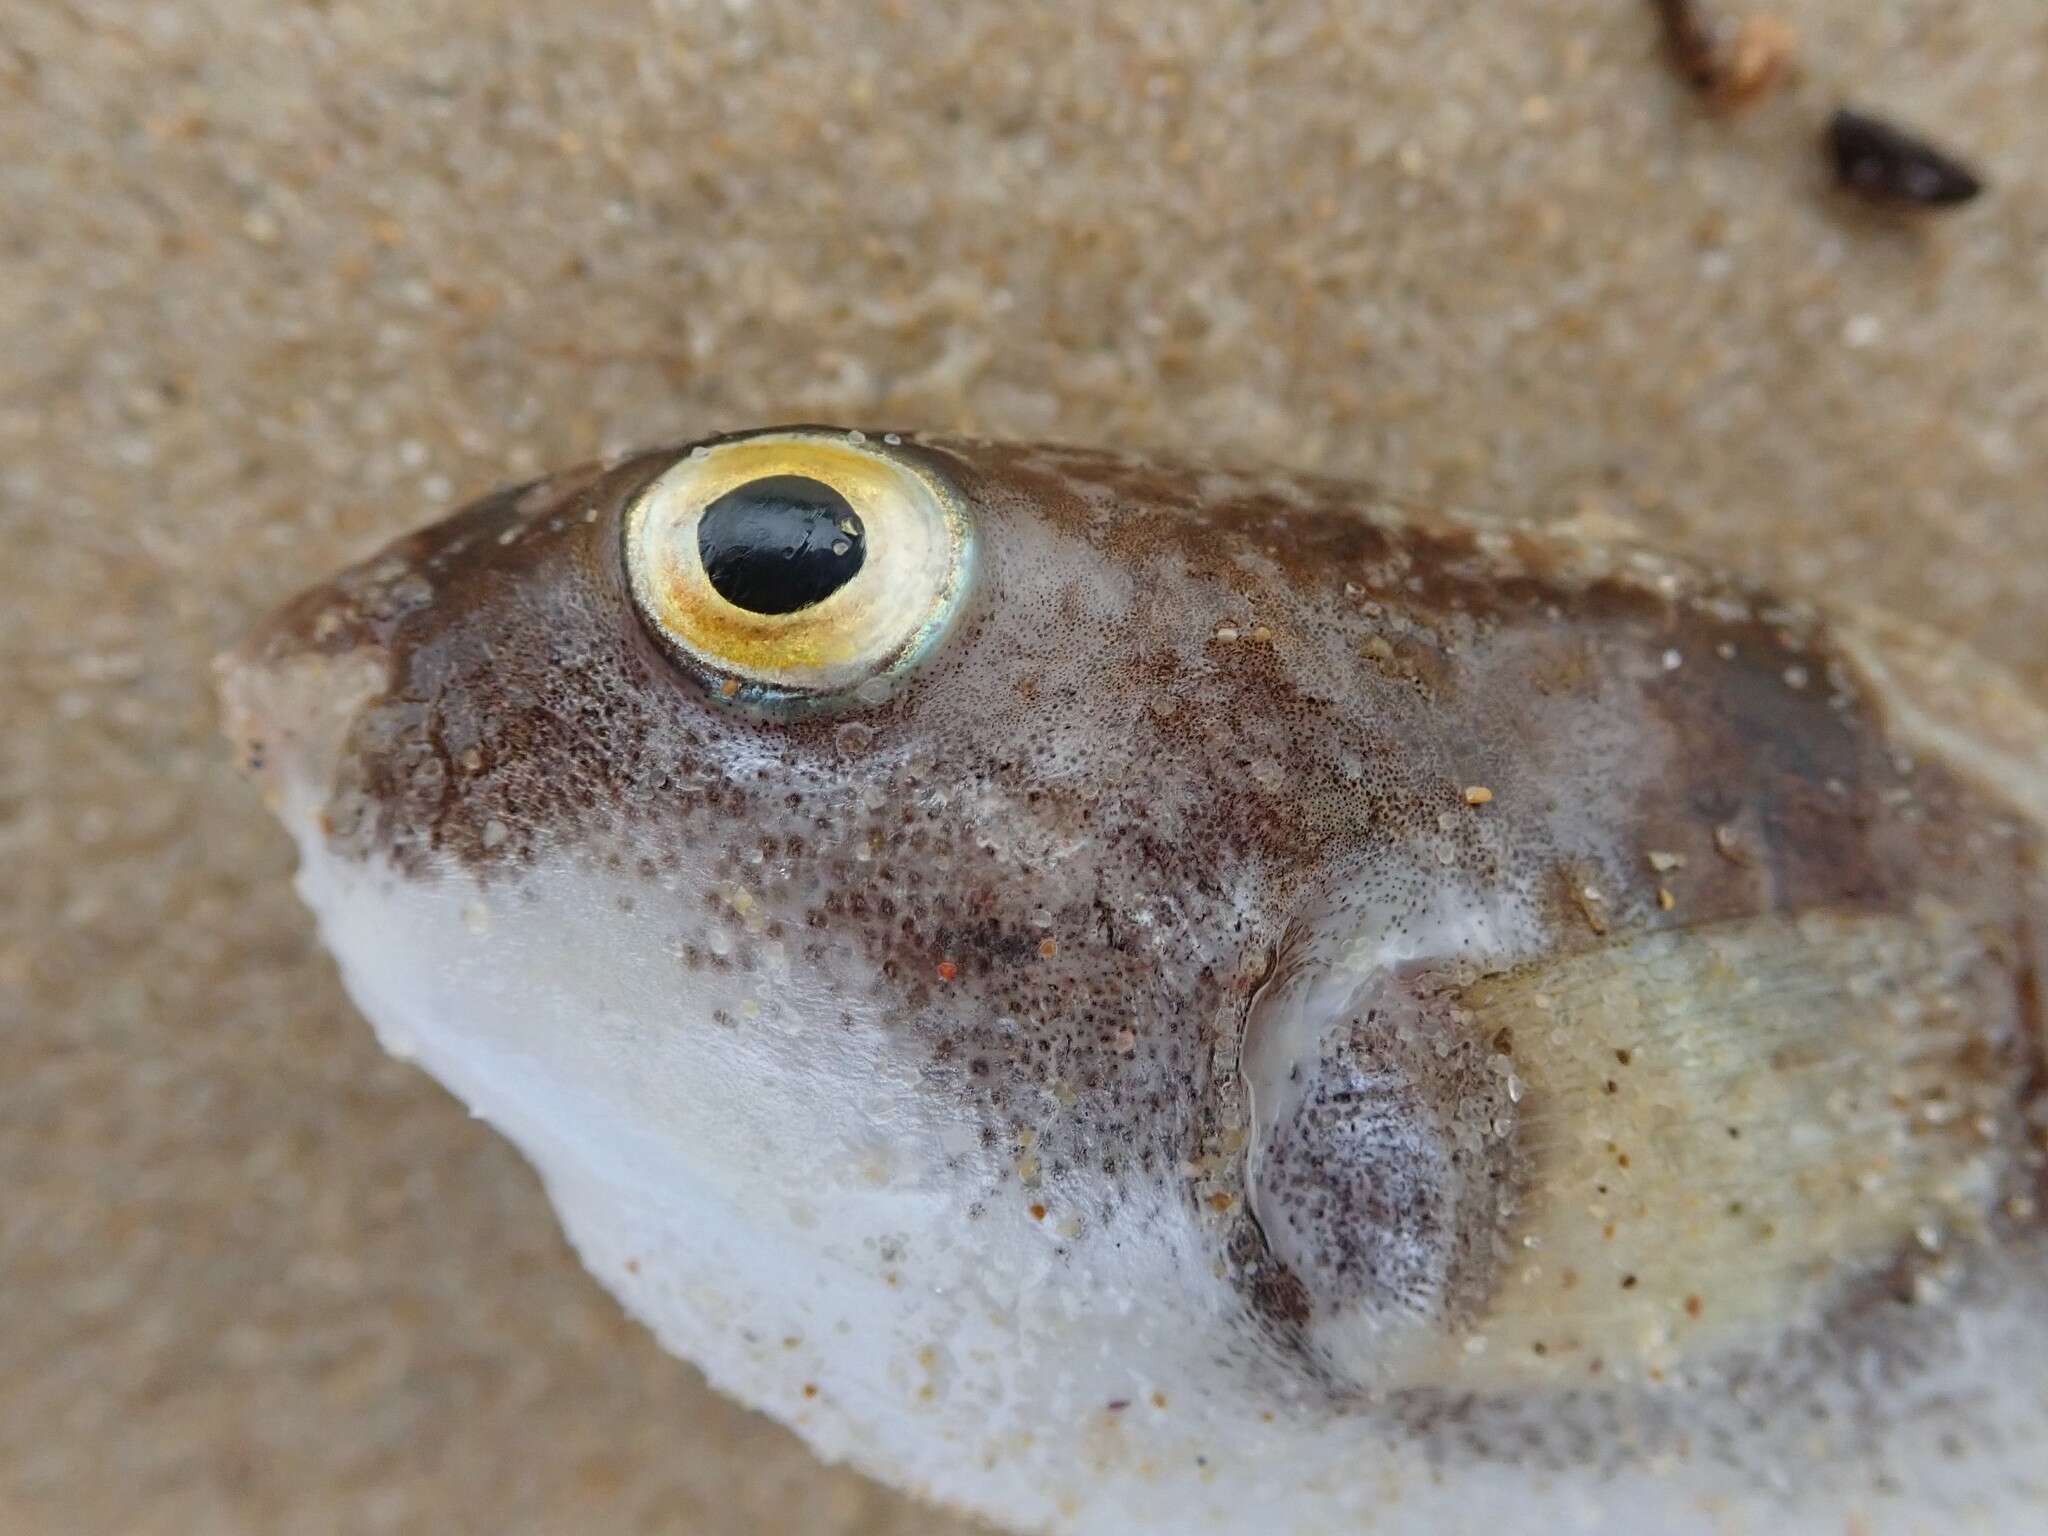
xmin=3 ymin=1 xmax=2043 ymax=1531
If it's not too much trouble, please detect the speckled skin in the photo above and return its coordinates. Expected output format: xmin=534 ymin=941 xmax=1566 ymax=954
xmin=221 ymin=428 xmax=2048 ymax=1535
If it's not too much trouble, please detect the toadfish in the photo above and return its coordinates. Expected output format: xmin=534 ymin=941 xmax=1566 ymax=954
xmin=219 ymin=426 xmax=2048 ymax=1535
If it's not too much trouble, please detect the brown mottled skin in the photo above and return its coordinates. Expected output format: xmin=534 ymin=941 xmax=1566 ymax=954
xmin=227 ymin=428 xmax=2047 ymax=1521
xmin=251 ymin=432 xmax=2019 ymax=905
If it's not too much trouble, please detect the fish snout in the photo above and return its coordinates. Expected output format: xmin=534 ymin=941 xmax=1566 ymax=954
xmin=215 ymin=573 xmax=397 ymax=836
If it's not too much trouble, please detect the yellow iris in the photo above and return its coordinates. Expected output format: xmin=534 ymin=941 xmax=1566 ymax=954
xmin=622 ymin=430 xmax=973 ymax=703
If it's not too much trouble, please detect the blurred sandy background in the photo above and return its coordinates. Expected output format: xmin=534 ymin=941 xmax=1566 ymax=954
xmin=3 ymin=1 xmax=2043 ymax=1531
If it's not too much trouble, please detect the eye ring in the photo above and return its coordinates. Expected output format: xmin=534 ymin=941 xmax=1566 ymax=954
xmin=623 ymin=430 xmax=973 ymax=708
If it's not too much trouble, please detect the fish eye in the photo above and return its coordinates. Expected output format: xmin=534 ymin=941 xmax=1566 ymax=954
xmin=623 ymin=431 xmax=972 ymax=705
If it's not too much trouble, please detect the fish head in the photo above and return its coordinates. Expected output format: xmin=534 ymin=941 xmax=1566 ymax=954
xmin=214 ymin=428 xmax=1355 ymax=1277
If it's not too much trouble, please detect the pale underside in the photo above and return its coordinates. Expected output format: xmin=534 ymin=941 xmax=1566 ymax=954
xmin=288 ymin=845 xmax=2048 ymax=1536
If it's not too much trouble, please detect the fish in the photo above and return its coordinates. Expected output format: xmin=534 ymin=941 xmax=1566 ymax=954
xmin=217 ymin=425 xmax=2048 ymax=1535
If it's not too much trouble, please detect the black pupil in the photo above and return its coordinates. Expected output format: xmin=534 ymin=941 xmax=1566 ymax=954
xmin=697 ymin=475 xmax=866 ymax=615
